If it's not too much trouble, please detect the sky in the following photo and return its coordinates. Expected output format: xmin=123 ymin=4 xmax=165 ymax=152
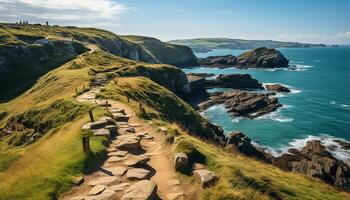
xmin=0 ymin=0 xmax=349 ymax=44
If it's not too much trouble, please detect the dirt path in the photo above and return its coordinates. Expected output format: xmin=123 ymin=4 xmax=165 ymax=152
xmin=62 ymin=88 xmax=188 ymax=200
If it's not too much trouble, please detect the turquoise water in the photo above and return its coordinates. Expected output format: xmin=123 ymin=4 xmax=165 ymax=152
xmin=184 ymin=47 xmax=350 ymax=156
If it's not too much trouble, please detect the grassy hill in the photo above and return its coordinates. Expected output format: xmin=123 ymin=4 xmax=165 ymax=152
xmin=0 ymin=25 xmax=348 ymax=200
xmin=0 ymin=23 xmax=197 ymax=102
xmin=169 ymin=38 xmax=327 ymax=53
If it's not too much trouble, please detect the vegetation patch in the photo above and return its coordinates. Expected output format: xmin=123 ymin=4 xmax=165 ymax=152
xmin=0 ymin=99 xmax=88 ymax=146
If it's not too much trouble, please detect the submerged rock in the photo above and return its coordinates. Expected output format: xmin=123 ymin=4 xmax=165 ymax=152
xmin=198 ymin=90 xmax=281 ymax=118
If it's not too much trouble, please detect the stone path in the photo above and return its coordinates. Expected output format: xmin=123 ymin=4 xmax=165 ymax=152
xmin=62 ymin=86 xmax=187 ymax=200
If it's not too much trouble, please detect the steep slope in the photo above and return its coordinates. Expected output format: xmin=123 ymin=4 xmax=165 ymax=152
xmin=122 ymin=35 xmax=198 ymax=67
xmin=169 ymin=38 xmax=326 ymax=53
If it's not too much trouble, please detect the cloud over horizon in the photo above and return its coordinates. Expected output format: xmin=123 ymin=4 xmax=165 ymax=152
xmin=0 ymin=0 xmax=128 ymax=25
xmin=276 ymin=32 xmax=350 ymax=45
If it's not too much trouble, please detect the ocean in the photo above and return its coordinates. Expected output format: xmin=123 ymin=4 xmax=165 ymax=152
xmin=183 ymin=47 xmax=350 ymax=161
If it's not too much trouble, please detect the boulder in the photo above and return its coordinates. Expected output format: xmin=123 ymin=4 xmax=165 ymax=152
xmin=125 ymin=127 xmax=136 ymax=133
xmin=108 ymin=150 xmax=128 ymax=157
xmin=206 ymin=74 xmax=263 ymax=89
xmin=265 ymin=84 xmax=291 ymax=93
xmin=73 ymin=176 xmax=84 ymax=186
xmin=121 ymin=180 xmax=157 ymax=200
xmin=236 ymin=47 xmax=289 ymax=68
xmin=173 ymin=153 xmax=189 ymax=171
xmin=193 ymin=169 xmax=219 ymax=188
xmin=126 ymin=168 xmax=152 ymax=180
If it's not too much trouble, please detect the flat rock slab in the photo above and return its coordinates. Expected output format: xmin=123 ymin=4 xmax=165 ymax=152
xmin=115 ymin=134 xmax=141 ymax=150
xmin=108 ymin=150 xmax=128 ymax=157
xmin=124 ymin=155 xmax=150 ymax=167
xmin=88 ymin=176 xmax=121 ymax=186
xmin=103 ymin=166 xmax=127 ymax=176
xmin=129 ymin=123 xmax=142 ymax=127
xmin=166 ymin=179 xmax=181 ymax=186
xmin=126 ymin=168 xmax=151 ymax=180
xmin=193 ymin=169 xmax=219 ymax=188
xmin=109 ymin=183 xmax=131 ymax=192
xmin=86 ymin=189 xmax=116 ymax=200
xmin=109 ymin=108 xmax=126 ymax=114
xmin=92 ymin=128 xmax=110 ymax=137
xmin=82 ymin=120 xmax=108 ymax=130
xmin=112 ymin=113 xmax=131 ymax=122
xmin=106 ymin=156 xmax=123 ymax=163
xmin=89 ymin=185 xmax=106 ymax=196
xmin=116 ymin=122 xmax=129 ymax=126
xmin=121 ymin=180 xmax=157 ymax=200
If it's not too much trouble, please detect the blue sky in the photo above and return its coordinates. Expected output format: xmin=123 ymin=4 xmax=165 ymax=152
xmin=0 ymin=0 xmax=349 ymax=44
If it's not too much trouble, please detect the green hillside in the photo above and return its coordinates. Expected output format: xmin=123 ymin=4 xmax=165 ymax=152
xmin=169 ymin=38 xmax=326 ymax=53
xmin=0 ymin=25 xmax=348 ymax=200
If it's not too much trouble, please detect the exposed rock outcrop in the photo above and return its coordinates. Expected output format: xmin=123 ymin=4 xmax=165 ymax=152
xmin=206 ymin=74 xmax=263 ymax=90
xmin=198 ymin=47 xmax=289 ymax=69
xmin=198 ymin=55 xmax=237 ymax=68
xmin=122 ymin=36 xmax=198 ymax=67
xmin=173 ymin=153 xmax=189 ymax=171
xmin=265 ymin=84 xmax=291 ymax=93
xmin=226 ymin=132 xmax=267 ymax=160
xmin=236 ymin=47 xmax=289 ymax=68
xmin=273 ymin=140 xmax=350 ymax=191
xmin=193 ymin=169 xmax=219 ymax=188
xmin=198 ymin=90 xmax=281 ymax=118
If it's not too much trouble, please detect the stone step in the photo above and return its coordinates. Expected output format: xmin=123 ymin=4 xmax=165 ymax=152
xmin=126 ymin=168 xmax=151 ymax=180
xmin=121 ymin=180 xmax=157 ymax=200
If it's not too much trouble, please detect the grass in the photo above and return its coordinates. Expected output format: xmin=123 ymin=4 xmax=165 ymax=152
xmin=0 ymin=107 xmax=108 ymax=200
xmin=97 ymin=77 xmax=223 ymax=142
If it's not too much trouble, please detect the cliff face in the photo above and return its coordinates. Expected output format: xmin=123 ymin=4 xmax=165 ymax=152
xmin=0 ymin=38 xmax=89 ymax=101
xmin=122 ymin=35 xmax=198 ymax=67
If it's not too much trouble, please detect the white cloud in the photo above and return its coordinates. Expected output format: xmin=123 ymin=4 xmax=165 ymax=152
xmin=0 ymin=0 xmax=128 ymax=24
xmin=276 ymin=32 xmax=350 ymax=44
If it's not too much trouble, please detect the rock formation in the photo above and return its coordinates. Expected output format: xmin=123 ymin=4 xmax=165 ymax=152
xmin=198 ymin=47 xmax=289 ymax=69
xmin=265 ymin=84 xmax=291 ymax=93
xmin=198 ymin=90 xmax=281 ymax=118
xmin=198 ymin=55 xmax=237 ymax=68
xmin=206 ymin=74 xmax=263 ymax=90
xmin=273 ymin=140 xmax=350 ymax=191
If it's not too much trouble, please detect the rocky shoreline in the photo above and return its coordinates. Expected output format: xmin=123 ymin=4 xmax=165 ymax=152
xmin=225 ymin=132 xmax=350 ymax=191
xmin=198 ymin=47 xmax=289 ymax=69
xmin=199 ymin=90 xmax=281 ymax=118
